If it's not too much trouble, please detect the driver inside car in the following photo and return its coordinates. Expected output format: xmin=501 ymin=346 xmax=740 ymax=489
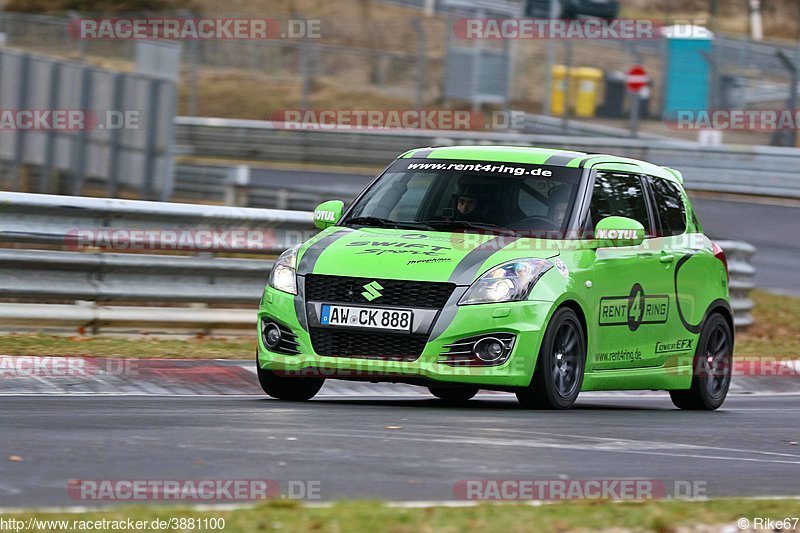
xmin=452 ymin=182 xmax=492 ymax=223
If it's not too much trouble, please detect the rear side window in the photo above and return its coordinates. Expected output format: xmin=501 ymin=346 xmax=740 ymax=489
xmin=648 ymin=177 xmax=687 ymax=236
xmin=588 ymin=172 xmax=652 ymax=235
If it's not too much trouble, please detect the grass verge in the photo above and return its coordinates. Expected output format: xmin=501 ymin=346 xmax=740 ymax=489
xmin=0 ymin=290 xmax=797 ymax=359
xmin=736 ymin=290 xmax=800 ymax=356
xmin=0 ymin=333 xmax=255 ymax=359
xmin=3 ymin=498 xmax=800 ymax=532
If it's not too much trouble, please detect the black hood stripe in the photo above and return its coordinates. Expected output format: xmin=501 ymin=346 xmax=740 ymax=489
xmin=448 ymin=236 xmax=520 ymax=285
xmin=294 ymin=228 xmax=352 ymax=331
xmin=297 ymin=228 xmax=352 ymax=275
xmin=430 ymin=236 xmax=521 ymax=341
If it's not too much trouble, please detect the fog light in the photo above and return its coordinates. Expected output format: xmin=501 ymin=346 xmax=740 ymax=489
xmin=263 ymin=322 xmax=282 ymax=349
xmin=473 ymin=337 xmax=506 ymax=363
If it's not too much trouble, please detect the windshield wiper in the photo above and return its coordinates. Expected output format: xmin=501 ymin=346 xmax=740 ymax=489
xmin=421 ymin=219 xmax=519 ymax=236
xmin=345 ymin=216 xmax=434 ymax=231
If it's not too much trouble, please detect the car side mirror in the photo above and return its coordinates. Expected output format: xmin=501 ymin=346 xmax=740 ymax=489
xmin=590 ymin=216 xmax=645 ymax=248
xmin=313 ymin=200 xmax=344 ymax=230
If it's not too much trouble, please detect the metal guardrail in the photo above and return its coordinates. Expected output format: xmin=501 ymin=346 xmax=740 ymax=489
xmin=172 ymin=163 xmax=343 ymax=211
xmin=522 ymin=114 xmax=672 ymax=139
xmin=0 ymin=190 xmax=314 ymax=254
xmin=0 ymin=192 xmax=755 ymax=332
xmin=717 ymin=240 xmax=756 ymax=329
xmin=0 ymin=46 xmax=178 ymax=201
xmin=0 ymin=191 xmax=316 ymax=331
xmin=175 ymin=117 xmax=800 ymax=199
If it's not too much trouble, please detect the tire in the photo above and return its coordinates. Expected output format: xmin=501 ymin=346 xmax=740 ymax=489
xmin=669 ymin=313 xmax=733 ymax=411
xmin=517 ymin=307 xmax=586 ymax=410
xmin=428 ymin=385 xmax=479 ymax=404
xmin=256 ymin=359 xmax=324 ymax=401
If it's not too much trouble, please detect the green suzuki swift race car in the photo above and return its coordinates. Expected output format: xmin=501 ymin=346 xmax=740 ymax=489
xmin=257 ymin=146 xmax=734 ymax=410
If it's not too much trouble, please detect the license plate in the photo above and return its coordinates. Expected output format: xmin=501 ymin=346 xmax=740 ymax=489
xmin=320 ymin=305 xmax=413 ymax=332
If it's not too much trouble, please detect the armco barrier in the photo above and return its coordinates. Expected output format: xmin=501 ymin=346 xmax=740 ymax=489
xmin=0 ymin=191 xmax=315 ymax=332
xmin=717 ymin=240 xmax=756 ymax=329
xmin=0 ymin=192 xmax=755 ymax=332
xmin=175 ymin=117 xmax=800 ymax=199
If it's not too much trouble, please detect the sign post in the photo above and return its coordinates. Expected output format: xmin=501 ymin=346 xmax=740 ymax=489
xmin=626 ymin=65 xmax=649 ymax=138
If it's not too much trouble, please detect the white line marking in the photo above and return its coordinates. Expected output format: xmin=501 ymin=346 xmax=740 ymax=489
xmin=264 ymin=428 xmax=800 ymax=466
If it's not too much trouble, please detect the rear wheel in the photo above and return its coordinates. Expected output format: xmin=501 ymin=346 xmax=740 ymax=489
xmin=517 ymin=307 xmax=586 ymax=410
xmin=256 ymin=356 xmax=324 ymax=401
xmin=428 ymin=385 xmax=479 ymax=404
xmin=669 ymin=313 xmax=733 ymax=410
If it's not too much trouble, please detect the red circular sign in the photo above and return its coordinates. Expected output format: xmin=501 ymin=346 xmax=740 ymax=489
xmin=626 ymin=65 xmax=649 ymax=92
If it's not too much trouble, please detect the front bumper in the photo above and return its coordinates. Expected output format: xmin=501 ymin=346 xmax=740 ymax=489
xmin=256 ymin=285 xmax=554 ymax=388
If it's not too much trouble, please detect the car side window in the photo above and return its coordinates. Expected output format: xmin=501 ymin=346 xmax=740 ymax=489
xmin=588 ymin=172 xmax=652 ymax=235
xmin=648 ymin=177 xmax=687 ymax=236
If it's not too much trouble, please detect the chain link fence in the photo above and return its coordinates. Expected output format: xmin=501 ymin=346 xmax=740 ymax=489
xmin=0 ymin=10 xmax=798 ymax=138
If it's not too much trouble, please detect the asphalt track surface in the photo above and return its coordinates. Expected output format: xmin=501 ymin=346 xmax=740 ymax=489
xmin=249 ymin=167 xmax=800 ymax=295
xmin=1 ymin=170 xmax=797 ymax=508
xmin=2 ymin=392 xmax=800 ymax=506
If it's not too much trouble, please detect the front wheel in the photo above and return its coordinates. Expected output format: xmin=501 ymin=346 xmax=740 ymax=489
xmin=517 ymin=307 xmax=586 ymax=410
xmin=428 ymin=385 xmax=479 ymax=404
xmin=256 ymin=361 xmax=324 ymax=401
xmin=669 ymin=313 xmax=733 ymax=410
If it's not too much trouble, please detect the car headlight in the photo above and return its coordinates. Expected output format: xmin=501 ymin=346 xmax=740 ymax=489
xmin=268 ymin=244 xmax=300 ymax=295
xmin=459 ymin=258 xmax=553 ymax=305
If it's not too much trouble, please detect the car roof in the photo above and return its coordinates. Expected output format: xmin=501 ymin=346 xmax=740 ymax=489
xmin=399 ymin=145 xmax=683 ymax=184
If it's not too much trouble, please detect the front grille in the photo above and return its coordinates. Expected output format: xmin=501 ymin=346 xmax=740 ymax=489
xmin=310 ymin=328 xmax=427 ymax=360
xmin=304 ymin=274 xmax=455 ymax=309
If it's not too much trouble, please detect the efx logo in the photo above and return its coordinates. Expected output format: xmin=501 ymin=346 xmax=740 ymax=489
xmin=361 ymin=281 xmax=383 ymax=301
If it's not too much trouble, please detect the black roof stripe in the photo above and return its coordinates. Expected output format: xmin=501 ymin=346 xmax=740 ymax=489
xmin=579 ymin=155 xmax=609 ymax=168
xmin=409 ymin=148 xmax=435 ymax=159
xmin=543 ymin=151 xmax=582 ymax=166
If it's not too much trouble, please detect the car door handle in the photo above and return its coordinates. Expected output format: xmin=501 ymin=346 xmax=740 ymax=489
xmin=659 ymin=253 xmax=675 ymax=263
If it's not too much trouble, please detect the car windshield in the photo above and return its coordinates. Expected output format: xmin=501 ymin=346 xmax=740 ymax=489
xmin=342 ymin=159 xmax=583 ymax=236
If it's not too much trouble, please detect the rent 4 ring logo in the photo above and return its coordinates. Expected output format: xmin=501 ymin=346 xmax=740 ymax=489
xmin=599 ymin=283 xmax=669 ymax=331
